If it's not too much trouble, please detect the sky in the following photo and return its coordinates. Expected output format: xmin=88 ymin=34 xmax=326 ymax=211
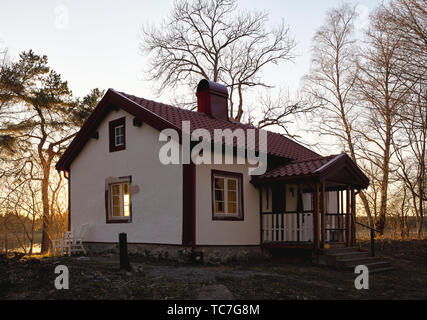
xmin=0 ymin=0 xmax=379 ymax=150
xmin=0 ymin=1 xmax=378 ymax=97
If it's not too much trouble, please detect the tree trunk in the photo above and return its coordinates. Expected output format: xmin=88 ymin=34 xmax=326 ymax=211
xmin=418 ymin=180 xmax=424 ymax=238
xmin=40 ymin=174 xmax=51 ymax=254
xmin=376 ymin=147 xmax=390 ymax=235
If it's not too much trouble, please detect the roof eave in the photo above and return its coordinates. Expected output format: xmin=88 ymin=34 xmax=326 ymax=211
xmin=56 ymin=89 xmax=182 ymax=172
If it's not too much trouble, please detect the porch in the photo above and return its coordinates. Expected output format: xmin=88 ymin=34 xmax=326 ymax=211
xmin=252 ymin=153 xmax=370 ymax=256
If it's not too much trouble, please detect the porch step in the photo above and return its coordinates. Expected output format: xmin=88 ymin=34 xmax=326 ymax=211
xmin=320 ymin=246 xmax=360 ymax=255
xmin=335 ymin=256 xmax=382 ymax=267
xmin=315 ymin=246 xmax=393 ymax=273
xmin=331 ymin=251 xmax=372 ymax=260
xmin=365 ymin=266 xmax=394 ymax=274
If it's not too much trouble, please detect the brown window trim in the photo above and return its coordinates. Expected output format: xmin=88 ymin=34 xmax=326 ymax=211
xmin=109 ymin=117 xmax=126 ymax=152
xmin=211 ymin=169 xmax=244 ymax=221
xmin=105 ymin=176 xmax=132 ymax=224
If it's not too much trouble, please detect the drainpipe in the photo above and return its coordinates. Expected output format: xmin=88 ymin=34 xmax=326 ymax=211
xmin=63 ymin=170 xmax=71 ymax=232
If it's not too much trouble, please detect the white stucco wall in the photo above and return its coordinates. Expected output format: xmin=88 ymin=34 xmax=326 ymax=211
xmin=195 ymin=158 xmax=260 ymax=246
xmin=327 ymin=191 xmax=338 ymax=213
xmin=70 ymin=109 xmax=183 ymax=244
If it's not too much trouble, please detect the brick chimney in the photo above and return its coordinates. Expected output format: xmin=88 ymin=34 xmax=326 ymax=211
xmin=196 ymin=79 xmax=229 ymax=121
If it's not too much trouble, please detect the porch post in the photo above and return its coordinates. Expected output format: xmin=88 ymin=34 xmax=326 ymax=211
xmin=346 ymin=185 xmax=351 ymax=247
xmin=320 ymin=181 xmax=326 ymax=249
xmin=338 ymin=190 xmax=343 ymax=242
xmin=259 ymin=186 xmax=263 ymax=245
xmin=351 ymin=188 xmax=356 ymax=246
xmin=312 ymin=182 xmax=319 ymax=257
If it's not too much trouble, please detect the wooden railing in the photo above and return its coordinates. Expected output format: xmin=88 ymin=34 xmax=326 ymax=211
xmin=325 ymin=213 xmax=349 ymax=243
xmin=355 ymin=221 xmax=380 ymax=257
xmin=262 ymin=211 xmax=313 ymax=242
xmin=262 ymin=211 xmax=351 ymax=244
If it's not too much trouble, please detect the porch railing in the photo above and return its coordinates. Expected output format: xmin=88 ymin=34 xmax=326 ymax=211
xmin=262 ymin=211 xmax=349 ymax=243
xmin=325 ymin=212 xmax=349 ymax=243
xmin=262 ymin=211 xmax=313 ymax=242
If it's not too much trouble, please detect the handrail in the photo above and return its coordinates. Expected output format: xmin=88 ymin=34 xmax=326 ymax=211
xmin=355 ymin=221 xmax=380 ymax=233
xmin=355 ymin=221 xmax=380 ymax=257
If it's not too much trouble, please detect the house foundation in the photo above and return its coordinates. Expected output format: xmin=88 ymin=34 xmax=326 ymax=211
xmin=83 ymin=242 xmax=268 ymax=264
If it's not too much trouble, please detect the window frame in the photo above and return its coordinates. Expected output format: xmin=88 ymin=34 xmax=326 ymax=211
xmin=105 ymin=176 xmax=132 ymax=224
xmin=211 ymin=170 xmax=244 ymax=221
xmin=109 ymin=117 xmax=126 ymax=152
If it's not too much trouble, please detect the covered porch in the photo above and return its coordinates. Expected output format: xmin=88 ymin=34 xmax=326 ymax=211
xmin=252 ymin=153 xmax=370 ymax=256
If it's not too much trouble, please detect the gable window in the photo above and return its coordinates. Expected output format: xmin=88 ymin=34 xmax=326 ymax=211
xmin=114 ymin=125 xmax=124 ymax=146
xmin=109 ymin=117 xmax=126 ymax=152
xmin=106 ymin=176 xmax=132 ymax=223
xmin=211 ymin=170 xmax=243 ymax=220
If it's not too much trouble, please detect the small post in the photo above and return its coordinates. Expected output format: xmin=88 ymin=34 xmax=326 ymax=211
xmin=370 ymin=229 xmax=375 ymax=257
xmin=119 ymin=233 xmax=130 ymax=270
xmin=4 ymin=234 xmax=7 ymax=254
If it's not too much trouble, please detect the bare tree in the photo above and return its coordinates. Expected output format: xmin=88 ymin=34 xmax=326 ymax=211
xmin=354 ymin=7 xmax=414 ymax=234
xmin=241 ymin=88 xmax=317 ymax=140
xmin=383 ymin=0 xmax=427 ymax=91
xmin=303 ymin=3 xmax=375 ymax=224
xmin=383 ymin=0 xmax=426 ymax=237
xmin=140 ymin=0 xmax=297 ymax=126
xmin=0 ymin=177 xmax=41 ymax=254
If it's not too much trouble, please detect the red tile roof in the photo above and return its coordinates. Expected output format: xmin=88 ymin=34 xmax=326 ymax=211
xmin=56 ymin=89 xmax=369 ymax=188
xmin=56 ymin=88 xmax=320 ymax=171
xmin=118 ymin=91 xmax=319 ymax=161
xmin=253 ymin=153 xmax=369 ymax=188
xmin=257 ymin=154 xmax=340 ymax=179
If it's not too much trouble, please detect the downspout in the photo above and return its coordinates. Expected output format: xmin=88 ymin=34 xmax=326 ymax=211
xmin=191 ymin=162 xmax=196 ymax=252
xmin=63 ymin=169 xmax=71 ymax=231
xmin=258 ymin=185 xmax=263 ymax=247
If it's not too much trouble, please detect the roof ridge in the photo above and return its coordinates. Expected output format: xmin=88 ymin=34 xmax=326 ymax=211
xmin=118 ymin=90 xmax=248 ymax=123
xmin=117 ymin=90 xmax=317 ymax=152
xmin=314 ymin=153 xmax=347 ymax=173
xmin=111 ymin=89 xmax=319 ymax=161
xmin=288 ymin=154 xmax=339 ymax=164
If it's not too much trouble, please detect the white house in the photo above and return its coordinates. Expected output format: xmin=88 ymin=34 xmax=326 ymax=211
xmin=56 ymin=80 xmax=369 ymax=262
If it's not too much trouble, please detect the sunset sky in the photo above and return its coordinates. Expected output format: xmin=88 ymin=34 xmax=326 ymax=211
xmin=0 ymin=1 xmax=377 ymax=100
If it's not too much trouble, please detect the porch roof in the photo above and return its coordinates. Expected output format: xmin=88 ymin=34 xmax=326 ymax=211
xmin=253 ymin=153 xmax=370 ymax=189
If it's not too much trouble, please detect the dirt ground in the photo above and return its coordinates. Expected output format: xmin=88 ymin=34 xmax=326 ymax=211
xmin=1 ymin=239 xmax=426 ymax=300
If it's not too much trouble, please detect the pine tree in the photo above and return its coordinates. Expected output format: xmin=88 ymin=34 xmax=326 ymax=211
xmin=0 ymin=50 xmax=103 ymax=253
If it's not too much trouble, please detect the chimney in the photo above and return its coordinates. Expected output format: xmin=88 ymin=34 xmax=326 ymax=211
xmin=196 ymin=79 xmax=229 ymax=121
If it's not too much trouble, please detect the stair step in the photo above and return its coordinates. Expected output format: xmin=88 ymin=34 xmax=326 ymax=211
xmin=345 ymin=260 xmax=392 ymax=270
xmin=336 ymin=256 xmax=381 ymax=267
xmin=331 ymin=251 xmax=369 ymax=260
xmin=321 ymin=246 xmax=361 ymax=255
xmin=368 ymin=266 xmax=394 ymax=274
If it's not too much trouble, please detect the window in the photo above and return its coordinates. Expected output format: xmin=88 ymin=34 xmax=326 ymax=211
xmin=109 ymin=117 xmax=126 ymax=152
xmin=106 ymin=176 xmax=132 ymax=223
xmin=111 ymin=182 xmax=130 ymax=218
xmin=211 ymin=170 xmax=243 ymax=220
xmin=114 ymin=125 xmax=124 ymax=146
